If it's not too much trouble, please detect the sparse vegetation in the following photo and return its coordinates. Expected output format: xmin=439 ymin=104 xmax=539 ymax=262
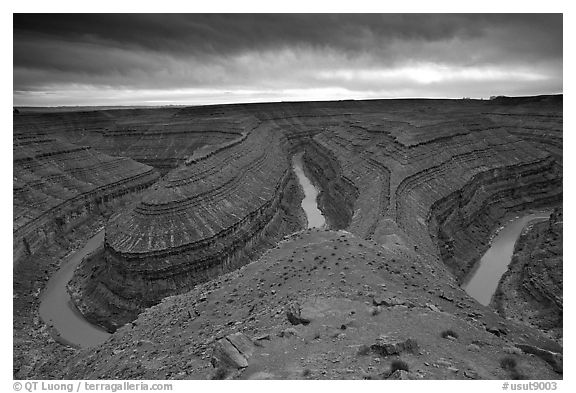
xmin=390 ymin=359 xmax=410 ymax=373
xmin=357 ymin=344 xmax=371 ymax=356
xmin=500 ymin=356 xmax=528 ymax=379
xmin=369 ymin=306 xmax=381 ymax=316
xmin=500 ymin=356 xmax=517 ymax=371
xmin=210 ymin=367 xmax=228 ymax=380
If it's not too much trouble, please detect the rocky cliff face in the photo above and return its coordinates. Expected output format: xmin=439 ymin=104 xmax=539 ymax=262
xmin=492 ymin=208 xmax=563 ymax=343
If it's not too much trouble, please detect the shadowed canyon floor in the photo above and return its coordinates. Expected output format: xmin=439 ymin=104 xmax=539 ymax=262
xmin=13 ymin=96 xmax=562 ymax=379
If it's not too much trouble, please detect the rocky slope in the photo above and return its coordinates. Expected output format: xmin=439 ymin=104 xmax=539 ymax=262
xmin=59 ymin=230 xmax=561 ymax=380
xmin=492 ymin=208 xmax=563 ymax=343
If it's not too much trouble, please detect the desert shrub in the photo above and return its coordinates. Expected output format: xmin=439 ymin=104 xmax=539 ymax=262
xmin=441 ymin=329 xmax=459 ymax=339
xmin=369 ymin=306 xmax=381 ymax=316
xmin=211 ymin=367 xmax=228 ymax=380
xmin=390 ymin=359 xmax=410 ymax=373
xmin=500 ymin=356 xmax=517 ymax=371
xmin=510 ymin=369 xmax=529 ymax=380
xmin=357 ymin=344 xmax=371 ymax=356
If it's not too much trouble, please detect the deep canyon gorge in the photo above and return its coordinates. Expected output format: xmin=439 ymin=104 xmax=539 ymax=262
xmin=13 ymin=95 xmax=562 ymax=380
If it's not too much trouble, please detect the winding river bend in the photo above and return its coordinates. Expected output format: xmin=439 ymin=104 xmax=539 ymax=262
xmin=462 ymin=211 xmax=551 ymax=306
xmin=39 ymin=229 xmax=110 ymax=348
xmin=292 ymin=152 xmax=326 ymax=228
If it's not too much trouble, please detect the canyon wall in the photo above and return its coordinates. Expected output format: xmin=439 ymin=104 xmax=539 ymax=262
xmin=492 ymin=207 xmax=563 ymax=342
xmin=13 ymin=127 xmax=160 ymax=265
xmin=14 ymin=97 xmax=563 ymax=379
xmin=70 ymin=123 xmax=306 ymax=330
xmin=14 ymin=108 xmax=256 ymax=175
xmin=16 ymin=96 xmax=562 ymax=334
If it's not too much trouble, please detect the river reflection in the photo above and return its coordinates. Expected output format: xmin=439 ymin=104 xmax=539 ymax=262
xmin=292 ymin=152 xmax=326 ymax=229
xmin=462 ymin=212 xmax=551 ymax=306
xmin=39 ymin=229 xmax=111 ymax=348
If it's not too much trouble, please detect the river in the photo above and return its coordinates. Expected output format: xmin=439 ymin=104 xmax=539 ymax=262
xmin=462 ymin=211 xmax=551 ymax=306
xmin=292 ymin=152 xmax=326 ymax=229
xmin=39 ymin=229 xmax=111 ymax=348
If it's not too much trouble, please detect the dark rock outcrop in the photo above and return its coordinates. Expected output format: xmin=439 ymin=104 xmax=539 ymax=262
xmin=370 ymin=336 xmax=419 ymax=357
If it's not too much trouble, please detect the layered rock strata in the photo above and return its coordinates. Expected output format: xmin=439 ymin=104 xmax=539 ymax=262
xmin=69 ymin=96 xmax=562 ymax=329
xmin=13 ymin=131 xmax=159 ymax=265
xmin=70 ymin=125 xmax=305 ymax=330
xmin=13 ymin=108 xmax=257 ymax=175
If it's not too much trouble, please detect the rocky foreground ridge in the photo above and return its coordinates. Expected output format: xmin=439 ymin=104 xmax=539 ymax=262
xmin=56 ymin=230 xmax=562 ymax=379
xmin=13 ymin=96 xmax=562 ymax=379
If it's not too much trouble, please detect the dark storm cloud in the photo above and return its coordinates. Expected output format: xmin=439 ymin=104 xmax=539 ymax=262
xmin=13 ymin=14 xmax=563 ymax=106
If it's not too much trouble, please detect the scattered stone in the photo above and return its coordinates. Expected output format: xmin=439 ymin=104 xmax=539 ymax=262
xmin=503 ymin=346 xmax=522 ymax=355
xmin=279 ymin=328 xmax=299 ymax=337
xmin=436 ymin=359 xmax=452 ymax=368
xmin=254 ymin=334 xmax=271 ymax=341
xmin=388 ymin=370 xmax=415 ymax=380
xmin=211 ymin=333 xmax=254 ymax=370
xmin=370 ymin=335 xmax=419 ymax=357
xmin=486 ymin=326 xmax=506 ymax=337
xmin=373 ymin=296 xmax=405 ymax=307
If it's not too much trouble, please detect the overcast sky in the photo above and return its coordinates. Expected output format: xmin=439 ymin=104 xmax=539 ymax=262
xmin=13 ymin=14 xmax=562 ymax=106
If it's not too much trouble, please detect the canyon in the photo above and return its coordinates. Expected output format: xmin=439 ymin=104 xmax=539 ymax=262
xmin=13 ymin=95 xmax=562 ymax=380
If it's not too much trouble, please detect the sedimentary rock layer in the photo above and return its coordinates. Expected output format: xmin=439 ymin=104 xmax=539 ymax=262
xmin=13 ymin=129 xmax=160 ymax=265
xmin=13 ymin=107 xmax=256 ymax=174
xmin=71 ymin=124 xmax=305 ymax=330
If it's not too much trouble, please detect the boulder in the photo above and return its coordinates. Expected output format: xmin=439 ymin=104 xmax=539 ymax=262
xmin=211 ymin=333 xmax=255 ymax=370
xmin=286 ymin=302 xmax=311 ymax=325
xmin=370 ymin=335 xmax=419 ymax=357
